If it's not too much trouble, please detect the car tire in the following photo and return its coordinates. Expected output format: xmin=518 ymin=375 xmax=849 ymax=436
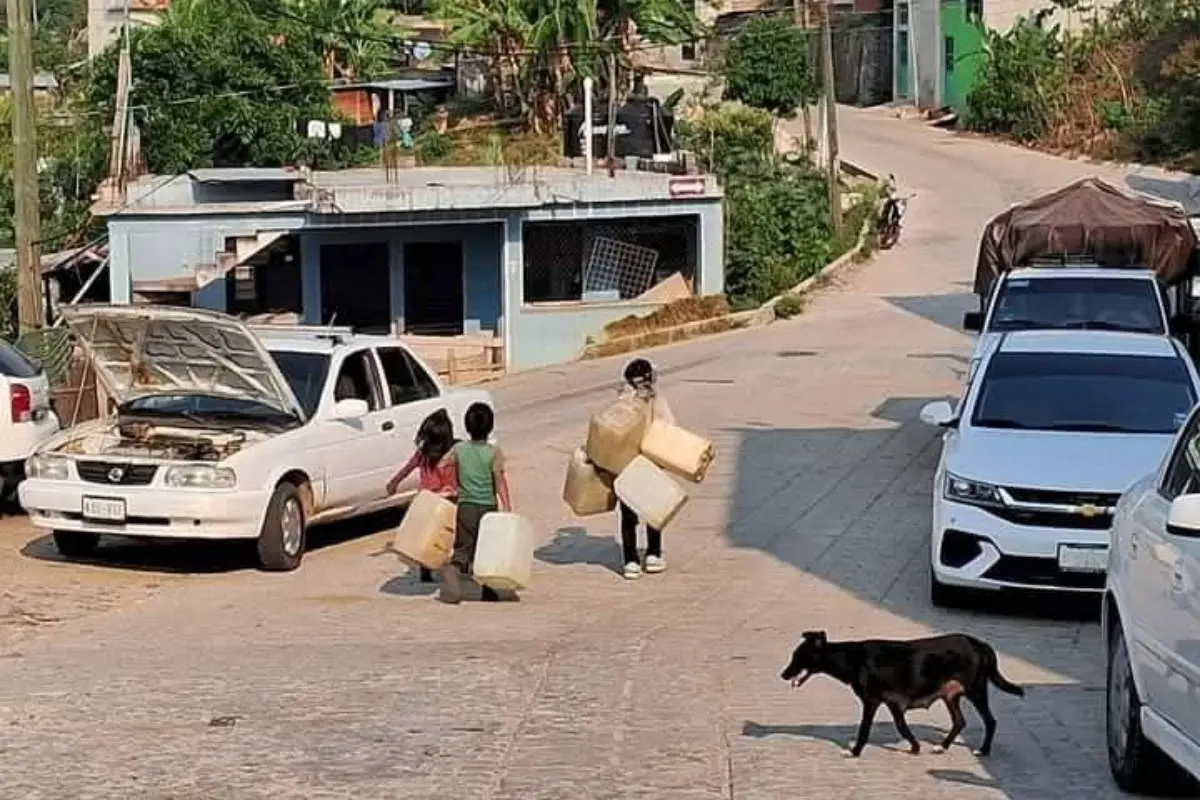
xmin=256 ymin=481 xmax=306 ymax=572
xmin=53 ymin=531 xmax=101 ymax=558
xmin=1107 ymin=620 xmax=1186 ymax=794
xmin=930 ymin=567 xmax=963 ymax=608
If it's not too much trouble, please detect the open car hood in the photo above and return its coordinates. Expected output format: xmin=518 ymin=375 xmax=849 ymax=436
xmin=59 ymin=304 xmax=305 ymax=420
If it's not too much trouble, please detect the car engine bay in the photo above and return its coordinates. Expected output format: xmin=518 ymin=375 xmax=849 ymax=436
xmin=54 ymin=419 xmax=267 ymax=462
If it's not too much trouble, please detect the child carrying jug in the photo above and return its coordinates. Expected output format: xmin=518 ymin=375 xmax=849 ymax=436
xmin=438 ymin=402 xmax=512 ymax=604
xmin=618 ymin=358 xmax=675 ymax=580
xmin=386 ymin=408 xmax=458 ymax=582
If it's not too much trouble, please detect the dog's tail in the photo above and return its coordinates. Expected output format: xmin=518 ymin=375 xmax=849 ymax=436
xmin=979 ymin=641 xmax=1025 ymax=697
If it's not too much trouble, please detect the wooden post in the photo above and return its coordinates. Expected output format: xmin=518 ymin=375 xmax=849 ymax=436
xmin=446 ymin=348 xmax=457 ymax=385
xmin=606 ymin=51 xmax=618 ymax=175
xmin=7 ymin=0 xmax=43 ymax=333
xmin=795 ymin=0 xmax=813 ymax=157
xmin=818 ymin=2 xmax=844 ymax=236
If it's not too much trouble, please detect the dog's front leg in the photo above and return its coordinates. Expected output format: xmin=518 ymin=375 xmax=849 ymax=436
xmin=846 ymin=701 xmax=880 ymax=757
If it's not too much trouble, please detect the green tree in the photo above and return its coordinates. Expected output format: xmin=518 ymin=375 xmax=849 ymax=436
xmin=721 ymin=17 xmax=819 ymax=119
xmin=964 ymin=18 xmax=1068 ymax=142
xmin=285 ymin=0 xmax=392 ymax=79
xmin=82 ymin=0 xmax=357 ymax=174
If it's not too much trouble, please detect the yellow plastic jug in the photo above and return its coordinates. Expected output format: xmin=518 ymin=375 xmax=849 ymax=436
xmin=585 ymin=398 xmax=648 ymax=474
xmin=473 ymin=511 xmax=535 ymax=591
xmin=563 ymin=447 xmax=617 ymax=516
xmin=640 ymin=419 xmax=715 ymax=483
xmin=614 ymin=455 xmax=688 ymax=531
xmin=391 ymin=490 xmax=457 ymax=568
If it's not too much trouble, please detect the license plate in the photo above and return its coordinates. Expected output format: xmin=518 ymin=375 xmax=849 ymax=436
xmin=82 ymin=496 xmax=126 ymax=522
xmin=1058 ymin=544 xmax=1108 ymax=573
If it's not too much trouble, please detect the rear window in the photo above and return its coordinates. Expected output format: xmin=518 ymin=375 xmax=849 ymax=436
xmin=971 ymin=351 xmax=1195 ymax=434
xmin=990 ymin=277 xmax=1165 ymax=334
xmin=0 ymin=341 xmax=40 ymax=379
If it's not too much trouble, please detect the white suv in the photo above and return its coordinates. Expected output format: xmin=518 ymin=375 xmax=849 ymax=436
xmin=19 ymin=305 xmax=491 ymax=570
xmin=1104 ymin=406 xmax=1200 ymax=792
xmin=0 ymin=339 xmax=60 ymax=503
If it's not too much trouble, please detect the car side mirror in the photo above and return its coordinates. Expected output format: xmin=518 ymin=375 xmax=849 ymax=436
xmin=1168 ymin=494 xmax=1200 ymax=538
xmin=919 ymin=400 xmax=957 ymax=428
xmin=962 ymin=311 xmax=983 ymax=332
xmin=332 ymin=398 xmax=369 ymax=420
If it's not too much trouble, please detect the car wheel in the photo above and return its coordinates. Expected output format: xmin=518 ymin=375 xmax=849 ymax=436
xmin=53 ymin=531 xmax=101 ymax=558
xmin=1107 ymin=620 xmax=1184 ymax=793
xmin=256 ymin=482 xmax=306 ymax=572
xmin=930 ymin=567 xmax=963 ymax=608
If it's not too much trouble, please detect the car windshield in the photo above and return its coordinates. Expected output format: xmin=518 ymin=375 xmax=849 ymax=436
xmin=0 ymin=340 xmax=40 ymax=378
xmin=971 ymin=351 xmax=1195 ymax=434
xmin=121 ymin=393 xmax=296 ymax=423
xmin=269 ymin=350 xmax=329 ymax=419
xmin=989 ymin=276 xmax=1165 ymax=334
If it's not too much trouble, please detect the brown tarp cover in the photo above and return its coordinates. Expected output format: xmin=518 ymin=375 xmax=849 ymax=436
xmin=974 ymin=177 xmax=1198 ymax=296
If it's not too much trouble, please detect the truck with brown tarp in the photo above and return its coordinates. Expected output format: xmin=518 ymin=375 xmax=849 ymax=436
xmin=963 ymin=178 xmax=1200 ymax=374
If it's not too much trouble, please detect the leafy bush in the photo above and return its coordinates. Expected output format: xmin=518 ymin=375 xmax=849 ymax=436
xmin=0 ymin=267 xmax=16 ymax=342
xmin=415 ymin=130 xmax=454 ymax=164
xmin=675 ymin=102 xmax=775 ymax=178
xmin=721 ymin=17 xmax=820 ymax=119
xmin=774 ymin=294 xmax=804 ymax=319
xmin=964 ymin=19 xmax=1068 ymax=142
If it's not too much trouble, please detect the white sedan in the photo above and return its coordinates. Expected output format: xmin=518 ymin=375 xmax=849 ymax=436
xmin=920 ymin=329 xmax=1200 ymax=605
xmin=19 ymin=305 xmax=491 ymax=570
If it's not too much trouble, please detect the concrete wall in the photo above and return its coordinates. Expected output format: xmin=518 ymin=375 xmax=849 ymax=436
xmin=910 ymin=0 xmax=943 ymax=109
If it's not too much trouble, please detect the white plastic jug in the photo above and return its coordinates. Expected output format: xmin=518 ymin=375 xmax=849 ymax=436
xmin=640 ymin=419 xmax=715 ymax=483
xmin=614 ymin=455 xmax=688 ymax=531
xmin=563 ymin=447 xmax=617 ymax=516
xmin=473 ymin=511 xmax=535 ymax=591
xmin=391 ymin=490 xmax=457 ymax=568
xmin=585 ymin=398 xmax=648 ymax=474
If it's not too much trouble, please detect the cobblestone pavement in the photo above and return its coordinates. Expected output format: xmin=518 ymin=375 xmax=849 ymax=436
xmin=0 ymin=111 xmax=1190 ymax=799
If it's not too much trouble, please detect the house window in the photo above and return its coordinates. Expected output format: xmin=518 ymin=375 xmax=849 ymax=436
xmin=966 ymin=0 xmax=983 ymax=21
xmin=944 ymin=36 xmax=955 ymax=74
xmin=897 ymin=3 xmax=909 ymax=25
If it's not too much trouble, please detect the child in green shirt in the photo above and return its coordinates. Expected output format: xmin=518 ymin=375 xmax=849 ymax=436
xmin=438 ymin=402 xmax=512 ymax=604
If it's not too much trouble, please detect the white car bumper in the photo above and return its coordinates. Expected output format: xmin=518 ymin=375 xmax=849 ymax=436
xmin=932 ymin=497 xmax=1110 ymax=593
xmin=19 ymin=479 xmax=270 ymax=540
xmin=0 ymin=411 xmax=60 ymax=465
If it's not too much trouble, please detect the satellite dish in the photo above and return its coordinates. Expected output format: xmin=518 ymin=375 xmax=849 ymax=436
xmin=412 ymin=41 xmax=432 ymax=61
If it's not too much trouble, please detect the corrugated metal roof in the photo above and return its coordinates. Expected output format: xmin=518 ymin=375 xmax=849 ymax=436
xmin=334 ymin=76 xmax=454 ymax=92
xmin=187 ymin=167 xmax=301 ymax=183
xmin=0 ymin=73 xmax=59 ymax=90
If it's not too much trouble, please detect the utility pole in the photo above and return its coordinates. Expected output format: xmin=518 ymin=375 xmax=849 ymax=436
xmin=7 ymin=0 xmax=44 ymax=333
xmin=606 ymin=51 xmax=618 ymax=176
xmin=818 ymin=1 xmax=843 ymax=236
xmin=795 ymin=0 xmax=813 ymax=156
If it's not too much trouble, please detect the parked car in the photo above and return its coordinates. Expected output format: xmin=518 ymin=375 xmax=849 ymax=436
xmin=920 ymin=329 xmax=1200 ymax=606
xmin=18 ymin=306 xmax=492 ymax=570
xmin=1103 ymin=406 xmax=1200 ymax=792
xmin=0 ymin=338 xmax=60 ymax=504
xmin=963 ymin=267 xmax=1184 ymax=381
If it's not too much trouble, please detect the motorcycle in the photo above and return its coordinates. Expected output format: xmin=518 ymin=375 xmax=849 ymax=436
xmin=877 ymin=174 xmax=909 ymax=250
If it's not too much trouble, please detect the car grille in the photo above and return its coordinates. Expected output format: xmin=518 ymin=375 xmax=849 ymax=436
xmin=1003 ymin=487 xmax=1122 ymax=507
xmin=988 ymin=507 xmax=1113 ymax=530
xmin=989 ymin=485 xmax=1120 ymax=530
xmin=76 ymin=461 xmax=158 ymax=486
xmin=983 ymin=555 xmax=1106 ymax=590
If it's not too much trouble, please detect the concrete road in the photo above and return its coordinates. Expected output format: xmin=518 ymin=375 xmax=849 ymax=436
xmin=0 ymin=110 xmax=1187 ymax=799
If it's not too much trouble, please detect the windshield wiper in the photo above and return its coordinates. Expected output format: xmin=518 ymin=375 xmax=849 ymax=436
xmin=122 ymin=405 xmax=208 ymax=426
xmin=975 ymin=418 xmax=1033 ymax=429
xmin=1063 ymin=320 xmax=1154 ymax=332
xmin=1046 ymin=422 xmax=1129 ymax=432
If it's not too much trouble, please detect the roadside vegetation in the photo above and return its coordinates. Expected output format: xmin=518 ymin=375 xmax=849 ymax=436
xmin=963 ymin=0 xmax=1200 ymax=171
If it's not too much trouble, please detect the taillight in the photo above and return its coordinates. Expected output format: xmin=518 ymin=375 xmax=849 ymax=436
xmin=10 ymin=383 xmax=31 ymax=423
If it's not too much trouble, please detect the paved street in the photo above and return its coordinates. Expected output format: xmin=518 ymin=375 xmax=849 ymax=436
xmin=0 ymin=109 xmax=1190 ymax=799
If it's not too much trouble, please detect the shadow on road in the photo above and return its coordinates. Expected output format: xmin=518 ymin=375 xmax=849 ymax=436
xmin=534 ymin=525 xmax=622 ymax=577
xmin=885 ymin=292 xmax=977 ymax=335
xmin=743 ymin=719 xmax=949 ymax=752
xmin=19 ymin=507 xmax=403 ymax=575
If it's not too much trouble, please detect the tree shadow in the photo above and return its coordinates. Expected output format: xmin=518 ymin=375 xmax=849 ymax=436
xmin=533 ymin=525 xmax=622 ymax=576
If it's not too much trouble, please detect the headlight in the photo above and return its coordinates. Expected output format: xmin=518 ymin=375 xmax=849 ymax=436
xmin=25 ymin=453 xmax=70 ymax=481
xmin=164 ymin=465 xmax=236 ymax=489
xmin=944 ymin=472 xmax=1003 ymax=507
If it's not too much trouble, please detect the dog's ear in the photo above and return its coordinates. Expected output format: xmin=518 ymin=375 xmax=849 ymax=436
xmin=801 ymin=630 xmax=827 ymax=647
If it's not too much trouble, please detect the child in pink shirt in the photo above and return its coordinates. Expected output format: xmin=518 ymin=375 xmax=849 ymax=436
xmin=387 ymin=408 xmax=458 ymax=582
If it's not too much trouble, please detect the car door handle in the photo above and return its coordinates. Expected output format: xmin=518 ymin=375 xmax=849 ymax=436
xmin=1130 ymin=530 xmax=1139 ymax=558
xmin=381 ymin=421 xmax=395 ymax=432
xmin=1173 ymin=560 xmax=1186 ymax=593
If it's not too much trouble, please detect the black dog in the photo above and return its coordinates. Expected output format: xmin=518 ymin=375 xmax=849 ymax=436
xmin=780 ymin=630 xmax=1025 ymax=757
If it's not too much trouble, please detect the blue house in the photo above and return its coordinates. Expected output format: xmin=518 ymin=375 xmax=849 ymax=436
xmin=94 ymin=165 xmax=725 ymax=371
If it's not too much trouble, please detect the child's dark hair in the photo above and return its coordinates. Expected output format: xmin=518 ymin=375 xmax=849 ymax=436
xmin=624 ymin=357 xmax=655 ymax=389
xmin=416 ymin=408 xmax=455 ymax=463
xmin=463 ymin=402 xmax=494 ymax=441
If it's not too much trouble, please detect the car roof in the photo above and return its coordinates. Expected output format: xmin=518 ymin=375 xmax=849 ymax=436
xmin=252 ymin=327 xmax=400 ymax=354
xmin=1004 ymin=267 xmax=1159 ymax=282
xmin=996 ymin=330 xmax=1182 ymax=358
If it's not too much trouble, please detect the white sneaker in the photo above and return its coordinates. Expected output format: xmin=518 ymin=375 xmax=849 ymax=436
xmin=644 ymin=555 xmax=666 ymax=574
xmin=623 ymin=561 xmax=642 ymax=580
